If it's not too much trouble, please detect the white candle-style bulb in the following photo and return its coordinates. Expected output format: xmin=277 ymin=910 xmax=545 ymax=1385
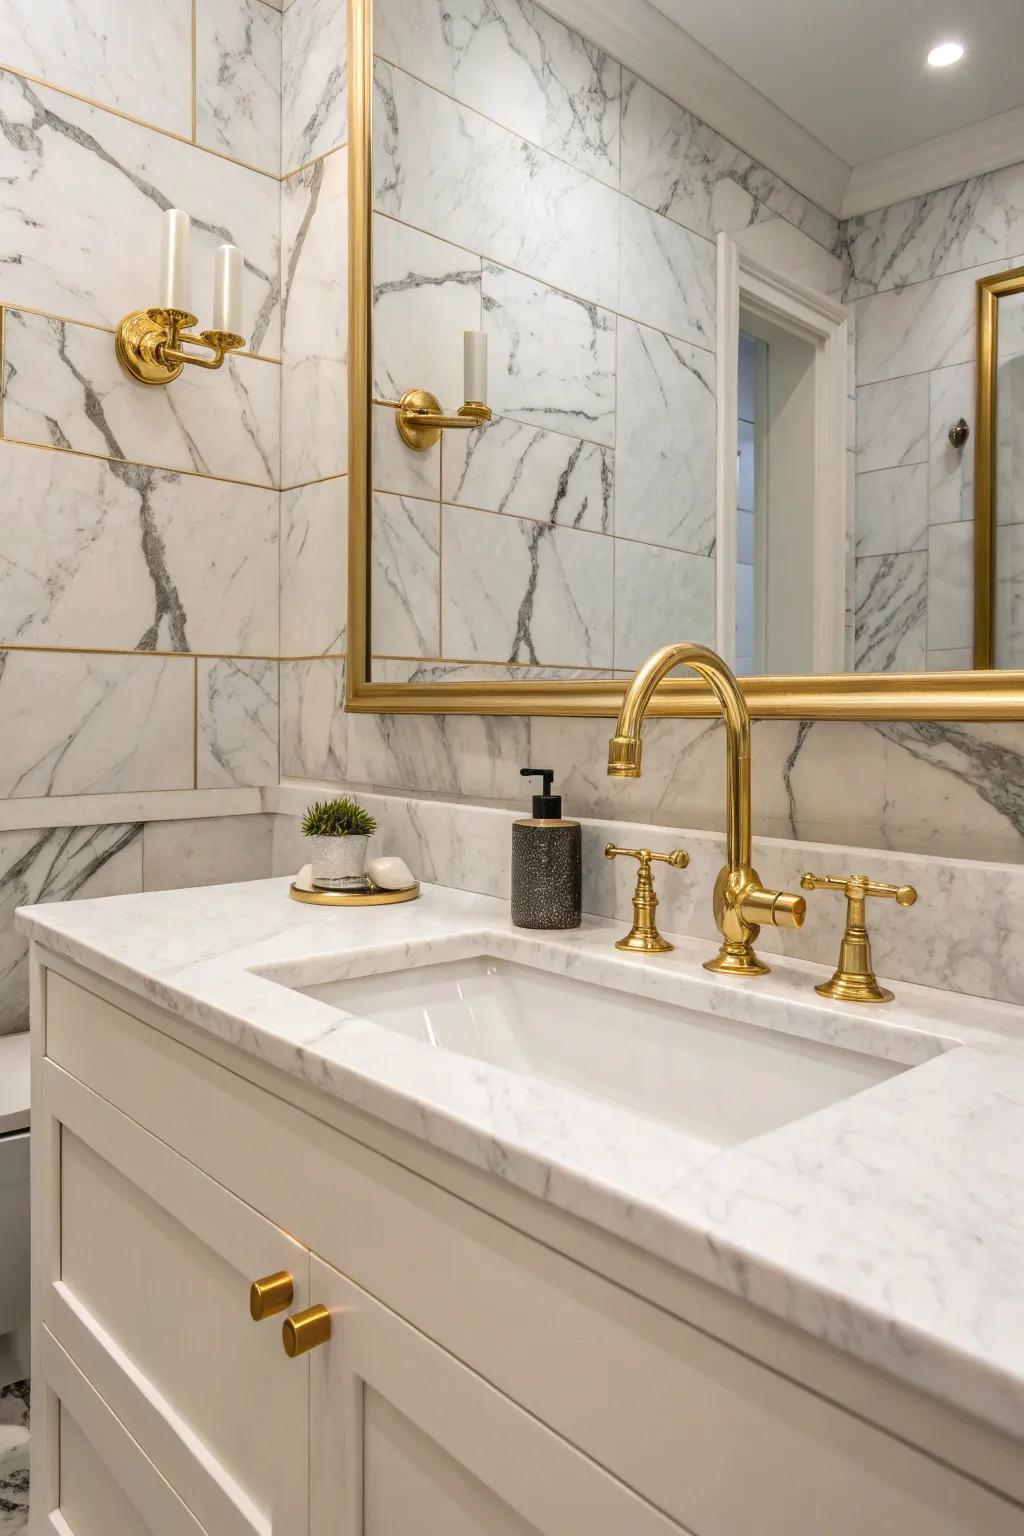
xmin=464 ymin=330 xmax=487 ymax=403
xmin=212 ymin=243 xmax=244 ymax=336
xmin=159 ymin=208 xmax=191 ymax=312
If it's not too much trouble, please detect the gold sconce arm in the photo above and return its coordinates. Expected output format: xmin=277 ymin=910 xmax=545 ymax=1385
xmin=375 ymin=389 xmax=493 ymax=452
xmin=115 ymin=307 xmax=245 ymax=387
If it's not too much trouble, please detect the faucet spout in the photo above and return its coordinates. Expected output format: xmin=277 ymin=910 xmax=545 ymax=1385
xmin=608 ymin=643 xmax=805 ymax=976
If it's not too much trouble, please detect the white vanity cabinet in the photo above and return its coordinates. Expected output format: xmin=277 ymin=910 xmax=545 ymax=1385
xmin=29 ymin=952 xmax=1024 ymax=1536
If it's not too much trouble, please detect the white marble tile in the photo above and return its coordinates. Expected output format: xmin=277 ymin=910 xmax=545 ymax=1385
xmin=0 ymin=441 xmax=279 ymax=655
xmin=613 ymin=540 xmax=715 ymax=671
xmin=281 ymin=0 xmax=347 ymax=176
xmin=372 ymin=216 xmax=481 ymax=406
xmin=280 ymin=478 xmax=347 ymax=656
xmin=855 ymin=375 xmax=928 ymax=474
xmin=619 ymin=197 xmax=716 ymax=350
xmin=620 ymin=72 xmax=839 ymax=254
xmin=344 ymin=707 xmax=533 ymax=802
xmin=279 ymin=657 xmax=348 ymax=780
xmin=143 ymin=814 xmax=272 ymax=892
xmin=928 ymin=362 xmax=975 ymax=526
xmin=855 ymin=464 xmax=928 ymax=557
xmin=0 ymin=652 xmax=194 ymax=798
xmin=0 ymin=70 xmax=281 ymax=354
xmin=927 ymin=522 xmax=975 ymax=653
xmin=995 ymin=523 xmax=1024 ymax=667
xmin=440 ymin=503 xmax=613 ymax=666
xmin=481 ymin=262 xmax=615 ymax=445
xmin=373 ymin=60 xmax=619 ymax=310
xmin=0 ymin=0 xmax=190 ymax=135
xmin=370 ymin=660 xmax=614 ymax=683
xmin=281 ymin=149 xmax=347 ymax=486
xmin=372 ymin=402 xmax=441 ymax=500
xmin=371 ymin=492 xmax=440 ymax=657
xmin=615 ymin=320 xmax=716 ymax=555
xmin=442 ymin=415 xmax=612 ymax=534
xmin=855 ymin=262 xmax=1007 ymax=386
xmin=0 ymin=824 xmax=141 ymax=1033
xmin=843 ymin=164 xmax=1024 ymax=300
xmin=195 ymin=0 xmax=281 ymax=173
xmin=3 ymin=309 xmax=280 ymax=487
xmin=197 ymin=658 xmax=279 ymax=789
xmin=854 ymin=553 xmax=927 ymax=672
xmin=927 ymin=648 xmax=973 ymax=671
xmin=374 ymin=0 xmax=620 ymax=187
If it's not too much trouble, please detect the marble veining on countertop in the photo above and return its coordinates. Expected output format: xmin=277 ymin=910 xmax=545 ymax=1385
xmin=17 ymin=878 xmax=1024 ymax=1441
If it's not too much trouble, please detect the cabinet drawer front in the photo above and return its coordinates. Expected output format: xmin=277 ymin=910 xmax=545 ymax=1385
xmin=309 ymin=1257 xmax=685 ymax=1536
xmin=42 ymin=1061 xmax=309 ymax=1536
xmin=44 ymin=967 xmax=1024 ymax=1535
xmin=41 ymin=1328 xmax=208 ymax=1536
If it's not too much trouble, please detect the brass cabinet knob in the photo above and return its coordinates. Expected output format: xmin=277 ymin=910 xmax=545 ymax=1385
xmin=249 ymin=1271 xmax=294 ymax=1321
xmin=800 ymin=872 xmax=918 ymax=1003
xmin=605 ymin=844 xmax=689 ymax=954
xmin=282 ymin=1304 xmax=332 ymax=1358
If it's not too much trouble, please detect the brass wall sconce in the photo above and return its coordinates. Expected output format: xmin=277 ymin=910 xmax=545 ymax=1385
xmin=377 ymin=330 xmax=492 ymax=451
xmin=116 ymin=208 xmax=246 ymax=387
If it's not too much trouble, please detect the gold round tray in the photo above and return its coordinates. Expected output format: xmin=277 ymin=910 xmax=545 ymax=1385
xmin=289 ymin=880 xmax=420 ymax=908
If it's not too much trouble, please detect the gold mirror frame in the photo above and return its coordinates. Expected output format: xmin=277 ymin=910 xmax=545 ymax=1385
xmin=345 ymin=0 xmax=1024 ymax=721
xmin=974 ymin=264 xmax=1024 ymax=670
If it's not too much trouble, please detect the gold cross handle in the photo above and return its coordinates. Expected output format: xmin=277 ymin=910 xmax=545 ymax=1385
xmin=799 ymin=872 xmax=918 ymax=1004
xmin=605 ymin=845 xmax=690 ymax=954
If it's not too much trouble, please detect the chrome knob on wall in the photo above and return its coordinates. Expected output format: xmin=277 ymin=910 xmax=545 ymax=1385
xmin=948 ymin=418 xmax=970 ymax=449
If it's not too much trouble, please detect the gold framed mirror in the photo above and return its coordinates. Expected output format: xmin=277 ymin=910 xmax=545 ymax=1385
xmin=975 ymin=265 xmax=1024 ymax=670
xmin=346 ymin=0 xmax=1024 ymax=721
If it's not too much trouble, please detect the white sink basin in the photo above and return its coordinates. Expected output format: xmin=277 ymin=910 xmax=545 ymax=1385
xmin=298 ymin=954 xmax=909 ymax=1149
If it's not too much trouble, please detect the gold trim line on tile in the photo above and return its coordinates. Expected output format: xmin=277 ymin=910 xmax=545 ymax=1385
xmin=0 ymin=61 xmax=282 ymax=182
xmin=346 ymin=0 xmax=1024 ymax=721
xmin=3 ymin=302 xmax=284 ymax=365
xmin=0 ymin=644 xmax=286 ymax=662
xmin=282 ymin=140 xmax=350 ymax=184
xmin=1 ymin=436 xmax=279 ymax=493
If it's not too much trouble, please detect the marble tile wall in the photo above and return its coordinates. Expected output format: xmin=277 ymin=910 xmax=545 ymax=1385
xmin=269 ymin=783 xmax=1024 ymax=1006
xmin=0 ymin=0 xmax=291 ymax=1032
xmin=367 ymin=0 xmax=841 ymax=679
xmin=841 ymin=165 xmax=1024 ymax=672
xmin=277 ymin=0 xmax=1024 ymax=935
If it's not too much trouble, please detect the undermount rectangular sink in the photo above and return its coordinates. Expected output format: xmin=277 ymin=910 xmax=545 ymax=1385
xmin=297 ymin=955 xmax=910 ymax=1149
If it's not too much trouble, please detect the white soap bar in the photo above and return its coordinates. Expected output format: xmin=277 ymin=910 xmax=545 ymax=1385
xmin=367 ymin=855 xmax=415 ymax=890
xmin=294 ymin=862 xmax=315 ymax=891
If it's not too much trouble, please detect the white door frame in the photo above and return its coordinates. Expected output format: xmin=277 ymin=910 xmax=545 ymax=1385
xmin=716 ymin=232 xmax=848 ymax=673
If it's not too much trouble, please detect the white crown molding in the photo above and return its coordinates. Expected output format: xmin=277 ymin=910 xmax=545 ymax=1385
xmin=842 ymin=103 xmax=1024 ymax=219
xmin=540 ymin=0 xmax=849 ymax=218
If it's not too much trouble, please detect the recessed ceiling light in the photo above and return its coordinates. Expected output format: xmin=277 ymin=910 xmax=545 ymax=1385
xmin=927 ymin=40 xmax=965 ymax=68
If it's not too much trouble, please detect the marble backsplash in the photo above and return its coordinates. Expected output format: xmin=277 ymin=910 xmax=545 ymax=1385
xmin=269 ymin=782 xmax=1024 ymax=1007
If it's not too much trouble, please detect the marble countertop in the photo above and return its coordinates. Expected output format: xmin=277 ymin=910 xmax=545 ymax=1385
xmin=17 ymin=878 xmax=1024 ymax=1441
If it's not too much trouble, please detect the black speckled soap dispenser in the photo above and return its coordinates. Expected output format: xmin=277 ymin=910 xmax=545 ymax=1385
xmin=511 ymin=768 xmax=582 ymax=930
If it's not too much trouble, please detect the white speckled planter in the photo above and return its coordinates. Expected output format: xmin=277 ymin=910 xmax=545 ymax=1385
xmin=308 ymin=833 xmax=369 ymax=890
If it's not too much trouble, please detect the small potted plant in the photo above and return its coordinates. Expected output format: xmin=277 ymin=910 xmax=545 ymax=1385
xmin=301 ymin=796 xmax=378 ymax=890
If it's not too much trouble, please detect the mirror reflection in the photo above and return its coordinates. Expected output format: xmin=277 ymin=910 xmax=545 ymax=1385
xmin=364 ymin=0 xmax=1019 ymax=686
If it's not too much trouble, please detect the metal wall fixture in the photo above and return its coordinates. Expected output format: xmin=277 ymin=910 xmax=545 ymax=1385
xmin=374 ymin=330 xmax=492 ymax=451
xmin=116 ymin=208 xmax=246 ymax=387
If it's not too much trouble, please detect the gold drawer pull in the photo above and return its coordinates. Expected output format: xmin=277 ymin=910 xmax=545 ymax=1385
xmin=283 ymin=1304 xmax=332 ymax=1357
xmin=249 ymin=1271 xmax=294 ymax=1321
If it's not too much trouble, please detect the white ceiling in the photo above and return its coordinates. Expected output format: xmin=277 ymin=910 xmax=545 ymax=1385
xmin=649 ymin=0 xmax=1024 ymax=167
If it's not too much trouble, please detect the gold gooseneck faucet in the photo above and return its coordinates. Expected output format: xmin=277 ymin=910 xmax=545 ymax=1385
xmin=608 ymin=644 xmax=806 ymax=975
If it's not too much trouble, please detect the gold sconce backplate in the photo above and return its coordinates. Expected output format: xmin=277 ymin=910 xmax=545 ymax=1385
xmin=397 ymin=388 xmax=445 ymax=451
xmin=115 ymin=308 xmax=192 ymax=386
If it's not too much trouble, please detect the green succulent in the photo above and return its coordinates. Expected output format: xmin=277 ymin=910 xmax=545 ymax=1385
xmin=301 ymin=796 xmax=378 ymax=838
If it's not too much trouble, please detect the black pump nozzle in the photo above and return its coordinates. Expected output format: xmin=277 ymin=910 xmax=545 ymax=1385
xmin=520 ymin=767 xmax=561 ymax=819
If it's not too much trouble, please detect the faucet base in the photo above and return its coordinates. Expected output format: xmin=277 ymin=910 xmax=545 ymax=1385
xmin=704 ymin=940 xmax=771 ymax=977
